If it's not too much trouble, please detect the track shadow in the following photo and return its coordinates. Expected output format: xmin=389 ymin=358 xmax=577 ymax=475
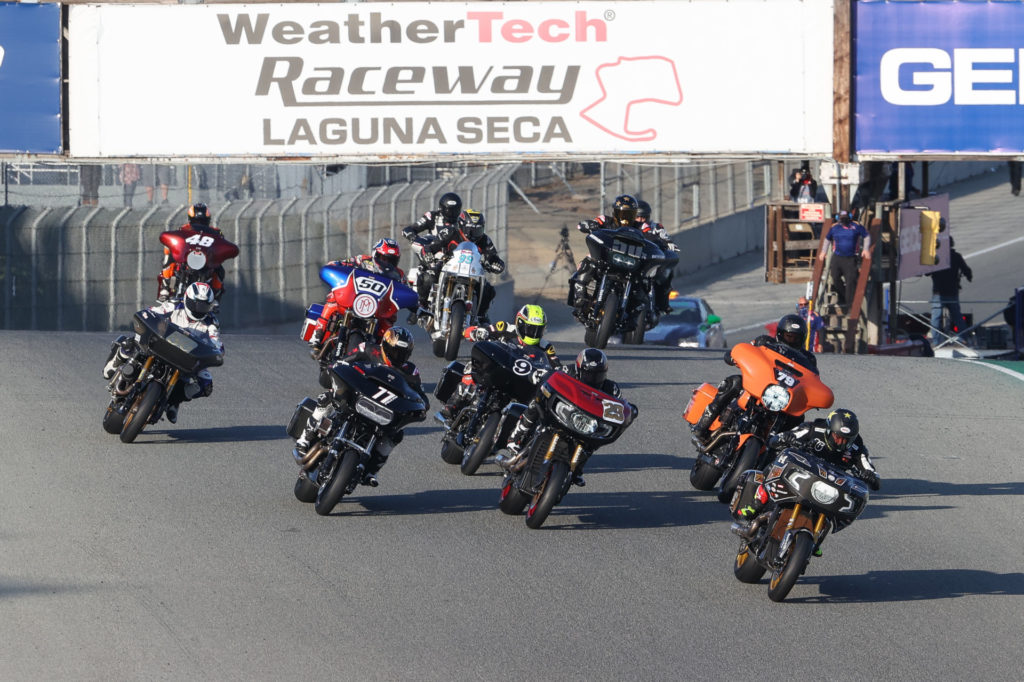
xmin=0 ymin=580 xmax=101 ymax=601
xmin=524 ymin=489 xmax=726 ymax=530
xmin=328 ymin=486 xmax=499 ymax=517
xmin=585 ymin=452 xmax=688 ymax=474
xmin=877 ymin=478 xmax=1024 ymax=498
xmin=783 ymin=569 xmax=1024 ymax=604
xmin=159 ymin=424 xmax=289 ymax=443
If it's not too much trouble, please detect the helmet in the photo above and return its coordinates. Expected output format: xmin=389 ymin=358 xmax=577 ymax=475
xmin=775 ymin=313 xmax=808 ymax=350
xmin=183 ymin=281 xmax=215 ymax=321
xmin=514 ymin=304 xmax=547 ymax=346
xmin=439 ymin=192 xmax=462 ymax=223
xmin=187 ymin=203 xmax=212 ymax=229
xmin=612 ymin=195 xmax=639 ymax=226
xmin=635 ymin=200 xmax=652 ymax=225
xmin=372 ymin=237 xmax=401 ymax=272
xmin=825 ymin=409 xmax=859 ymax=450
xmin=460 ymin=208 xmax=485 ymax=240
xmin=575 ymin=348 xmax=608 ymax=388
xmin=380 ymin=326 xmax=414 ymax=367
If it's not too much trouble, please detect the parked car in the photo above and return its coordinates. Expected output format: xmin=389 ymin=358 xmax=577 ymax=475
xmin=644 ymin=294 xmax=726 ymax=348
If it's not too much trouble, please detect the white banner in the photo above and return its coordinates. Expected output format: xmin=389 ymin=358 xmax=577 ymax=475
xmin=68 ymin=1 xmax=834 ymax=159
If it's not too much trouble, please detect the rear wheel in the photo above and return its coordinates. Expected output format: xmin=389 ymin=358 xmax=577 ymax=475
xmin=594 ymin=290 xmax=620 ymax=350
xmin=718 ymin=439 xmax=761 ymax=504
xmin=583 ymin=325 xmax=597 ymax=347
xmin=767 ymin=532 xmax=814 ymax=602
xmin=119 ymin=382 xmax=163 ymax=444
xmin=444 ymin=300 xmax=466 ymax=361
xmin=440 ymin=434 xmax=464 ymax=464
xmin=102 ymin=400 xmax=125 ymax=435
xmin=461 ymin=412 xmax=500 ymax=475
xmin=623 ymin=308 xmax=646 ymax=345
xmin=498 ymin=477 xmax=531 ymax=515
xmin=525 ymin=460 xmax=569 ymax=529
xmin=689 ymin=459 xmax=720 ymax=491
xmin=734 ymin=545 xmax=767 ymax=583
xmin=314 ymin=450 xmax=359 ymax=516
xmin=293 ymin=472 xmax=318 ymax=503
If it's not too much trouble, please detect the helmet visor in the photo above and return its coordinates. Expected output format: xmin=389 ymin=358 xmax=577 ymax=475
xmin=516 ymin=320 xmax=545 ymax=345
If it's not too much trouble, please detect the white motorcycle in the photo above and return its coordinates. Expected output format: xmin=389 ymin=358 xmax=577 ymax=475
xmin=409 ymin=240 xmax=488 ymax=361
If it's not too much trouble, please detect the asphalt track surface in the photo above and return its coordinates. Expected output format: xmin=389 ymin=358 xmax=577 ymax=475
xmin=2 ymin=328 xmax=1023 ymax=681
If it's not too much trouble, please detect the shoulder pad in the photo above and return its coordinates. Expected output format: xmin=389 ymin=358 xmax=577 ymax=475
xmin=495 ymin=320 xmax=507 ymax=332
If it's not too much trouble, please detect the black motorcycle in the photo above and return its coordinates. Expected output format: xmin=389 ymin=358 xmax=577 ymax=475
xmin=434 ymin=340 xmax=552 ymax=476
xmin=287 ymin=360 xmax=427 ymax=516
xmin=728 ymin=447 xmax=871 ymax=602
xmin=102 ymin=309 xmax=224 ymax=443
xmin=573 ymin=223 xmax=667 ymax=348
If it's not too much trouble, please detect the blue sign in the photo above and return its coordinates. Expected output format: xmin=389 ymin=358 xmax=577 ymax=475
xmin=0 ymin=2 xmax=61 ymax=154
xmin=856 ymin=1 xmax=1024 ymax=154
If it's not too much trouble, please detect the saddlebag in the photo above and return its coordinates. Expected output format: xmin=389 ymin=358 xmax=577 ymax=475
xmin=287 ymin=397 xmax=318 ymax=439
xmin=683 ymin=382 xmax=718 ymax=424
xmin=434 ymin=360 xmax=465 ymax=402
xmin=301 ymin=304 xmax=325 ymax=342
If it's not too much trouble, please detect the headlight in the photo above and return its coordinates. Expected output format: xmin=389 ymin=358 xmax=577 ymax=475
xmin=355 ymin=396 xmax=393 ymax=425
xmin=761 ymin=384 xmax=791 ymax=412
xmin=609 ymin=252 xmax=639 ymax=270
xmin=810 ymin=480 xmax=840 ymax=505
xmin=554 ymin=399 xmax=598 ymax=435
xmin=677 ymin=337 xmax=699 ymax=348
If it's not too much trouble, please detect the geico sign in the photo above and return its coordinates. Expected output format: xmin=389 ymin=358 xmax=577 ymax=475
xmin=881 ymin=48 xmax=1024 ymax=105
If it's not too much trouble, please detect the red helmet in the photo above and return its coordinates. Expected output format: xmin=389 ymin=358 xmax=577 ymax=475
xmin=372 ymin=238 xmax=401 ymax=272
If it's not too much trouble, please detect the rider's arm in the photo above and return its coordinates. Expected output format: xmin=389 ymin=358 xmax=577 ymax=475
xmin=849 ymin=437 xmax=880 ymax=490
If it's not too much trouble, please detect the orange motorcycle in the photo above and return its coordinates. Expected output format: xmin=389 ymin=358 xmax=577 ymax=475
xmin=682 ymin=342 xmax=833 ymax=500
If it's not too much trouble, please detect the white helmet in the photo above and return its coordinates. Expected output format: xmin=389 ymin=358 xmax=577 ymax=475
xmin=183 ymin=282 xmax=215 ymax=321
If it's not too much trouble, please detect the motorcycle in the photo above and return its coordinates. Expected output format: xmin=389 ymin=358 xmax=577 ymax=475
xmin=497 ymin=370 xmax=634 ymax=529
xmin=682 ymin=341 xmax=833 ymax=501
xmin=728 ymin=446 xmax=870 ymax=602
xmin=434 ymin=337 xmax=553 ymax=475
xmin=301 ymin=262 xmax=419 ymax=388
xmin=408 ymin=238 xmax=492 ymax=361
xmin=102 ymin=309 xmax=224 ymax=443
xmin=287 ymin=358 xmax=427 ymax=516
xmin=573 ymin=223 xmax=668 ymax=349
xmin=158 ymin=228 xmax=239 ymax=301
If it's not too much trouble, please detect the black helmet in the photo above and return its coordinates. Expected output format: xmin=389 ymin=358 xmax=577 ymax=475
xmin=838 ymin=210 xmax=852 ymax=226
xmin=776 ymin=314 xmax=808 ymax=350
xmin=575 ymin=348 xmax=608 ymax=389
xmin=635 ymin=200 xmax=652 ymax=224
xmin=380 ymin=326 xmax=414 ymax=367
xmin=825 ymin=409 xmax=859 ymax=450
xmin=460 ymin=208 xmax=485 ymax=240
xmin=439 ymin=192 xmax=462 ymax=223
xmin=612 ymin=195 xmax=639 ymax=226
xmin=187 ymin=203 xmax=211 ymax=229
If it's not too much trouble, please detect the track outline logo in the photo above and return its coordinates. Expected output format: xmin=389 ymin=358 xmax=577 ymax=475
xmin=579 ymin=55 xmax=683 ymax=142
xmin=0 ymin=45 xmax=6 ymax=70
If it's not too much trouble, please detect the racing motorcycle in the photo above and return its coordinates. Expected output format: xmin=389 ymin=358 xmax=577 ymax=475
xmin=301 ymin=262 xmax=418 ymax=388
xmin=409 ymin=238 xmax=496 ymax=361
xmin=102 ymin=309 xmax=224 ymax=443
xmin=287 ymin=359 xmax=427 ymax=516
xmin=158 ymin=228 xmax=239 ymax=301
xmin=497 ymin=370 xmax=634 ymax=529
xmin=728 ymin=446 xmax=871 ymax=602
xmin=434 ymin=337 xmax=552 ymax=475
xmin=574 ymin=223 xmax=667 ymax=349
xmin=682 ymin=341 xmax=833 ymax=501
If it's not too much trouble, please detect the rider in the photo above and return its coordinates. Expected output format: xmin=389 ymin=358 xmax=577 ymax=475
xmin=295 ymin=326 xmax=428 ymax=487
xmin=103 ymin=281 xmax=222 ymax=425
xmin=308 ymin=237 xmax=406 ymax=353
xmin=438 ymin=304 xmax=560 ymax=421
xmin=691 ymin=314 xmax=819 ymax=442
xmin=498 ymin=348 xmax=638 ymax=487
xmin=405 ymin=205 xmax=505 ymax=323
xmin=635 ymin=200 xmax=680 ymax=315
xmin=567 ymin=194 xmax=641 ymax=311
xmin=158 ymin=203 xmax=227 ymax=304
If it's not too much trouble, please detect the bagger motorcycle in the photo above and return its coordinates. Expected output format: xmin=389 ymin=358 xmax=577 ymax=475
xmin=434 ymin=337 xmax=552 ymax=476
xmin=159 ymin=227 xmax=239 ymax=301
xmin=497 ymin=371 xmax=634 ymax=529
xmin=573 ymin=223 xmax=668 ymax=349
xmin=301 ymin=262 xmax=418 ymax=388
xmin=102 ymin=309 xmax=224 ymax=443
xmin=287 ymin=359 xmax=427 ymax=516
xmin=682 ymin=341 xmax=833 ymax=501
xmin=728 ymin=446 xmax=871 ymax=602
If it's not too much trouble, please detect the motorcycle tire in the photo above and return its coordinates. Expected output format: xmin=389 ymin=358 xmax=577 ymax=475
xmin=498 ymin=476 xmax=531 ymax=515
xmin=583 ymin=326 xmax=597 ymax=347
xmin=293 ymin=472 xmax=318 ymax=503
xmin=734 ymin=544 xmax=767 ymax=583
xmin=119 ymin=382 xmax=163 ymax=444
xmin=718 ymin=439 xmax=761 ymax=504
xmin=440 ymin=437 xmax=463 ymax=465
xmin=431 ymin=338 xmax=446 ymax=358
xmin=767 ymin=532 xmax=814 ymax=602
xmin=461 ymin=412 xmax=500 ymax=476
xmin=689 ymin=459 xmax=721 ymax=491
xmin=622 ymin=308 xmax=646 ymax=345
xmin=594 ymin=290 xmax=619 ymax=350
xmin=314 ymin=449 xmax=359 ymax=516
xmin=525 ymin=460 xmax=569 ymax=529
xmin=102 ymin=400 xmax=125 ymax=435
xmin=444 ymin=300 xmax=466 ymax=361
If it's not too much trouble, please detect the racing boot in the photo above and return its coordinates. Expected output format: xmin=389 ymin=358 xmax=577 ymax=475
xmin=692 ymin=406 xmax=717 ymax=442
xmin=496 ymin=421 xmax=530 ymax=471
xmin=102 ymin=336 xmax=131 ymax=380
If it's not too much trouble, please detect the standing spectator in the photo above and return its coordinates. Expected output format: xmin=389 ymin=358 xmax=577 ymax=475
xmin=789 ymin=167 xmax=817 ymax=204
xmin=79 ymin=164 xmax=101 ymax=206
xmin=120 ymin=163 xmax=141 ymax=208
xmin=796 ymin=296 xmax=825 ymax=352
xmin=818 ymin=210 xmax=870 ymax=315
xmin=928 ymin=236 xmax=973 ymax=344
xmin=144 ymin=163 xmax=170 ymax=204
xmin=1008 ymin=161 xmax=1022 ymax=197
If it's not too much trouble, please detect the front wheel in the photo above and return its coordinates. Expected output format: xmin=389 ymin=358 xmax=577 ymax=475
xmin=525 ymin=460 xmax=570 ymax=529
xmin=594 ymin=290 xmax=620 ymax=350
xmin=498 ymin=476 xmax=531 ymax=515
xmin=102 ymin=400 xmax=125 ymax=434
xmin=314 ymin=450 xmax=359 ymax=516
xmin=718 ymin=438 xmax=761 ymax=504
xmin=734 ymin=545 xmax=767 ymax=583
xmin=119 ymin=382 xmax=163 ymax=444
xmin=444 ymin=300 xmax=466 ymax=361
xmin=767 ymin=532 xmax=815 ymax=602
xmin=461 ymin=412 xmax=500 ymax=475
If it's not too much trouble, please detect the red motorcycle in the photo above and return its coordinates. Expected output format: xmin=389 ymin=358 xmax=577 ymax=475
xmin=159 ymin=228 xmax=239 ymax=301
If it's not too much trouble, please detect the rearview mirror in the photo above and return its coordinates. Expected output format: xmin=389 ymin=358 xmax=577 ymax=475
xmin=707 ymin=314 xmax=721 ymax=324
